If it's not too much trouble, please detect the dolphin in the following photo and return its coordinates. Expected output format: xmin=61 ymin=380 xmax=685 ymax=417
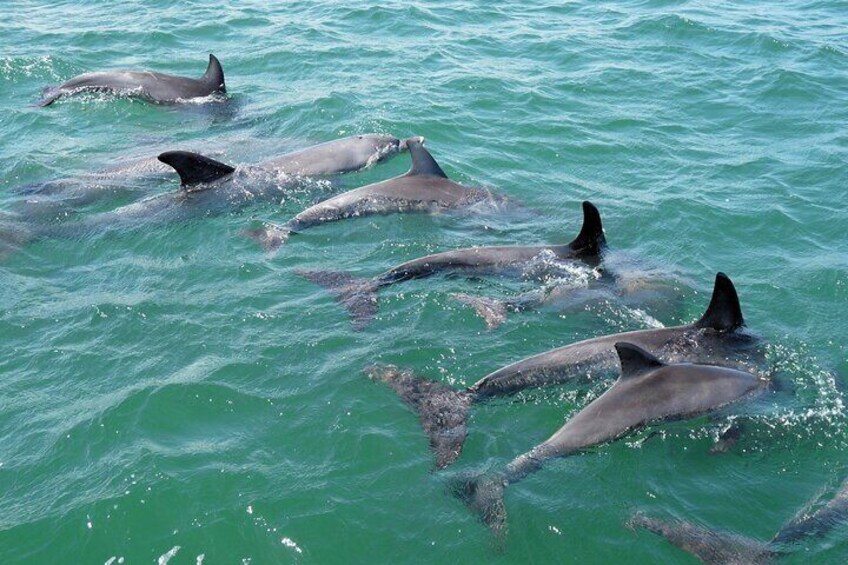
xmin=37 ymin=54 xmax=226 ymax=107
xmin=629 ymin=477 xmax=848 ymax=563
xmin=368 ymin=272 xmax=757 ymax=469
xmin=298 ymin=201 xmax=605 ymax=329
xmin=455 ymin=343 xmax=767 ymax=537
xmin=243 ymin=138 xmax=500 ymax=251
xmin=11 ymin=134 xmax=407 ymax=215
xmin=0 ymin=134 xmax=410 ymax=251
xmin=158 ymin=134 xmax=412 ymax=188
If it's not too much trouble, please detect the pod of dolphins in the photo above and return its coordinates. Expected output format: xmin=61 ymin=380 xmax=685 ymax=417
xmin=12 ymin=54 xmax=843 ymax=562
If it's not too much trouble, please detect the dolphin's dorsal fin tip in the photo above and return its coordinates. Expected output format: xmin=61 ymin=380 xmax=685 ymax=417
xmin=695 ymin=272 xmax=744 ymax=332
xmin=615 ymin=342 xmax=665 ymax=378
xmin=158 ymin=151 xmax=235 ymax=188
xmin=407 ymin=140 xmax=448 ymax=178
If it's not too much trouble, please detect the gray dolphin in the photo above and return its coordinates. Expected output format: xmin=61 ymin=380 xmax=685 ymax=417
xmin=456 ymin=343 xmax=767 ymax=536
xmin=1 ymin=135 xmax=410 ymax=252
xmin=630 ymin=476 xmax=848 ymax=563
xmin=11 ymin=134 xmax=407 ymax=214
xmin=630 ymin=474 xmax=848 ymax=563
xmin=298 ymin=201 xmax=605 ymax=329
xmin=243 ymin=139 xmax=500 ymax=251
xmin=368 ymin=272 xmax=757 ymax=469
xmin=158 ymin=134 xmax=411 ymax=188
xmin=37 ymin=54 xmax=226 ymax=107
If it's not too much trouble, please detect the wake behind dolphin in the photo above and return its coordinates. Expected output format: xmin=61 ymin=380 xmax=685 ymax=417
xmin=368 ymin=272 xmax=758 ymax=470
xmin=243 ymin=139 xmax=503 ymax=251
xmin=37 ymin=54 xmax=227 ymax=107
xmin=298 ymin=201 xmax=606 ymax=330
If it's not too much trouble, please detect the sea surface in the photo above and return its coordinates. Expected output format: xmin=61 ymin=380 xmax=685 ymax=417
xmin=1 ymin=1 xmax=847 ymax=563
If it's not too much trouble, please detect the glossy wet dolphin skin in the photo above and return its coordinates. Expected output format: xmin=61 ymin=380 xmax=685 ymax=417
xmin=37 ymin=54 xmax=226 ymax=106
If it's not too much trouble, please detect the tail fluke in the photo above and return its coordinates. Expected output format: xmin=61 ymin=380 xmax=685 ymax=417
xmin=299 ymin=270 xmax=380 ymax=330
xmin=157 ymin=151 xmax=235 ymax=188
xmin=366 ymin=364 xmax=472 ymax=469
xmin=453 ymin=293 xmax=507 ymax=330
xmin=627 ymin=513 xmax=776 ymax=564
xmin=450 ymin=473 xmax=508 ymax=538
xmin=242 ymin=222 xmax=292 ymax=252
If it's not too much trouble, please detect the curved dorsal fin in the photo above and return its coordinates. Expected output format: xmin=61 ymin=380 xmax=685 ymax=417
xmin=158 ymin=151 xmax=235 ymax=188
xmin=406 ymin=139 xmax=447 ymax=178
xmin=615 ymin=342 xmax=665 ymax=379
xmin=201 ymin=54 xmax=226 ymax=92
xmin=695 ymin=272 xmax=744 ymax=332
xmin=567 ymin=201 xmax=606 ymax=256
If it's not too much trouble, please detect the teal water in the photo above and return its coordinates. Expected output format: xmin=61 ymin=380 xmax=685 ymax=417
xmin=1 ymin=1 xmax=847 ymax=562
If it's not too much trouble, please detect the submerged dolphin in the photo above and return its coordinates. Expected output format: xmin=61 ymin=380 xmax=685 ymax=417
xmin=368 ymin=272 xmax=757 ymax=469
xmin=244 ymin=139 xmax=500 ymax=251
xmin=456 ymin=343 xmax=767 ymax=536
xmin=630 ymin=477 xmax=848 ymax=563
xmin=158 ymin=134 xmax=411 ymax=188
xmin=298 ymin=201 xmax=605 ymax=329
xmin=37 ymin=54 xmax=226 ymax=107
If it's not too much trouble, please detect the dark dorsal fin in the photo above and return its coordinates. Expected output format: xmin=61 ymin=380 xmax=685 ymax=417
xmin=406 ymin=139 xmax=448 ymax=178
xmin=695 ymin=272 xmax=744 ymax=332
xmin=615 ymin=342 xmax=665 ymax=379
xmin=201 ymin=54 xmax=226 ymax=92
xmin=567 ymin=201 xmax=606 ymax=256
xmin=158 ymin=151 xmax=235 ymax=188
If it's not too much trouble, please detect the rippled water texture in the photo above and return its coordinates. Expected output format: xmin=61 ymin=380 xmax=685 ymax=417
xmin=1 ymin=1 xmax=847 ymax=563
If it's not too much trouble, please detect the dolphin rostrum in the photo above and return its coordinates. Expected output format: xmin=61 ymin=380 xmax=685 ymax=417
xmin=456 ymin=343 xmax=767 ymax=536
xmin=298 ymin=201 xmax=605 ymax=329
xmin=368 ymin=272 xmax=757 ymax=469
xmin=243 ymin=138 xmax=500 ymax=251
xmin=629 ymin=476 xmax=848 ymax=563
xmin=37 ymin=54 xmax=226 ymax=107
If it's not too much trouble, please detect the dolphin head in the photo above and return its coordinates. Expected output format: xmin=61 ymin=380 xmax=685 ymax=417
xmin=351 ymin=134 xmax=420 ymax=168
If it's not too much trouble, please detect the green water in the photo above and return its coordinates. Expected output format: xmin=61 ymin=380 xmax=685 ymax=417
xmin=1 ymin=1 xmax=847 ymax=563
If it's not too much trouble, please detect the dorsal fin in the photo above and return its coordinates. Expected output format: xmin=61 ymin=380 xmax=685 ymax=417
xmin=695 ymin=272 xmax=744 ymax=332
xmin=567 ymin=201 xmax=606 ymax=256
xmin=157 ymin=151 xmax=235 ymax=188
xmin=201 ymin=54 xmax=226 ymax=92
xmin=614 ymin=342 xmax=665 ymax=379
xmin=406 ymin=139 xmax=447 ymax=178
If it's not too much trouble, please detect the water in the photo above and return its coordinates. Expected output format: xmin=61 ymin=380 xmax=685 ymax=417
xmin=1 ymin=1 xmax=847 ymax=562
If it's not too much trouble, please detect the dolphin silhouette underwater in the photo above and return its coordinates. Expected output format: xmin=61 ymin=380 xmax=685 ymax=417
xmin=451 ymin=343 xmax=768 ymax=537
xmin=298 ymin=200 xmax=606 ymax=329
xmin=629 ymin=475 xmax=848 ymax=563
xmin=368 ymin=272 xmax=759 ymax=469
xmin=37 ymin=54 xmax=226 ymax=107
xmin=244 ymin=138 xmax=503 ymax=251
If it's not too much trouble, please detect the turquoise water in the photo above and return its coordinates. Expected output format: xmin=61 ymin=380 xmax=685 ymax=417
xmin=1 ymin=1 xmax=847 ymax=562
